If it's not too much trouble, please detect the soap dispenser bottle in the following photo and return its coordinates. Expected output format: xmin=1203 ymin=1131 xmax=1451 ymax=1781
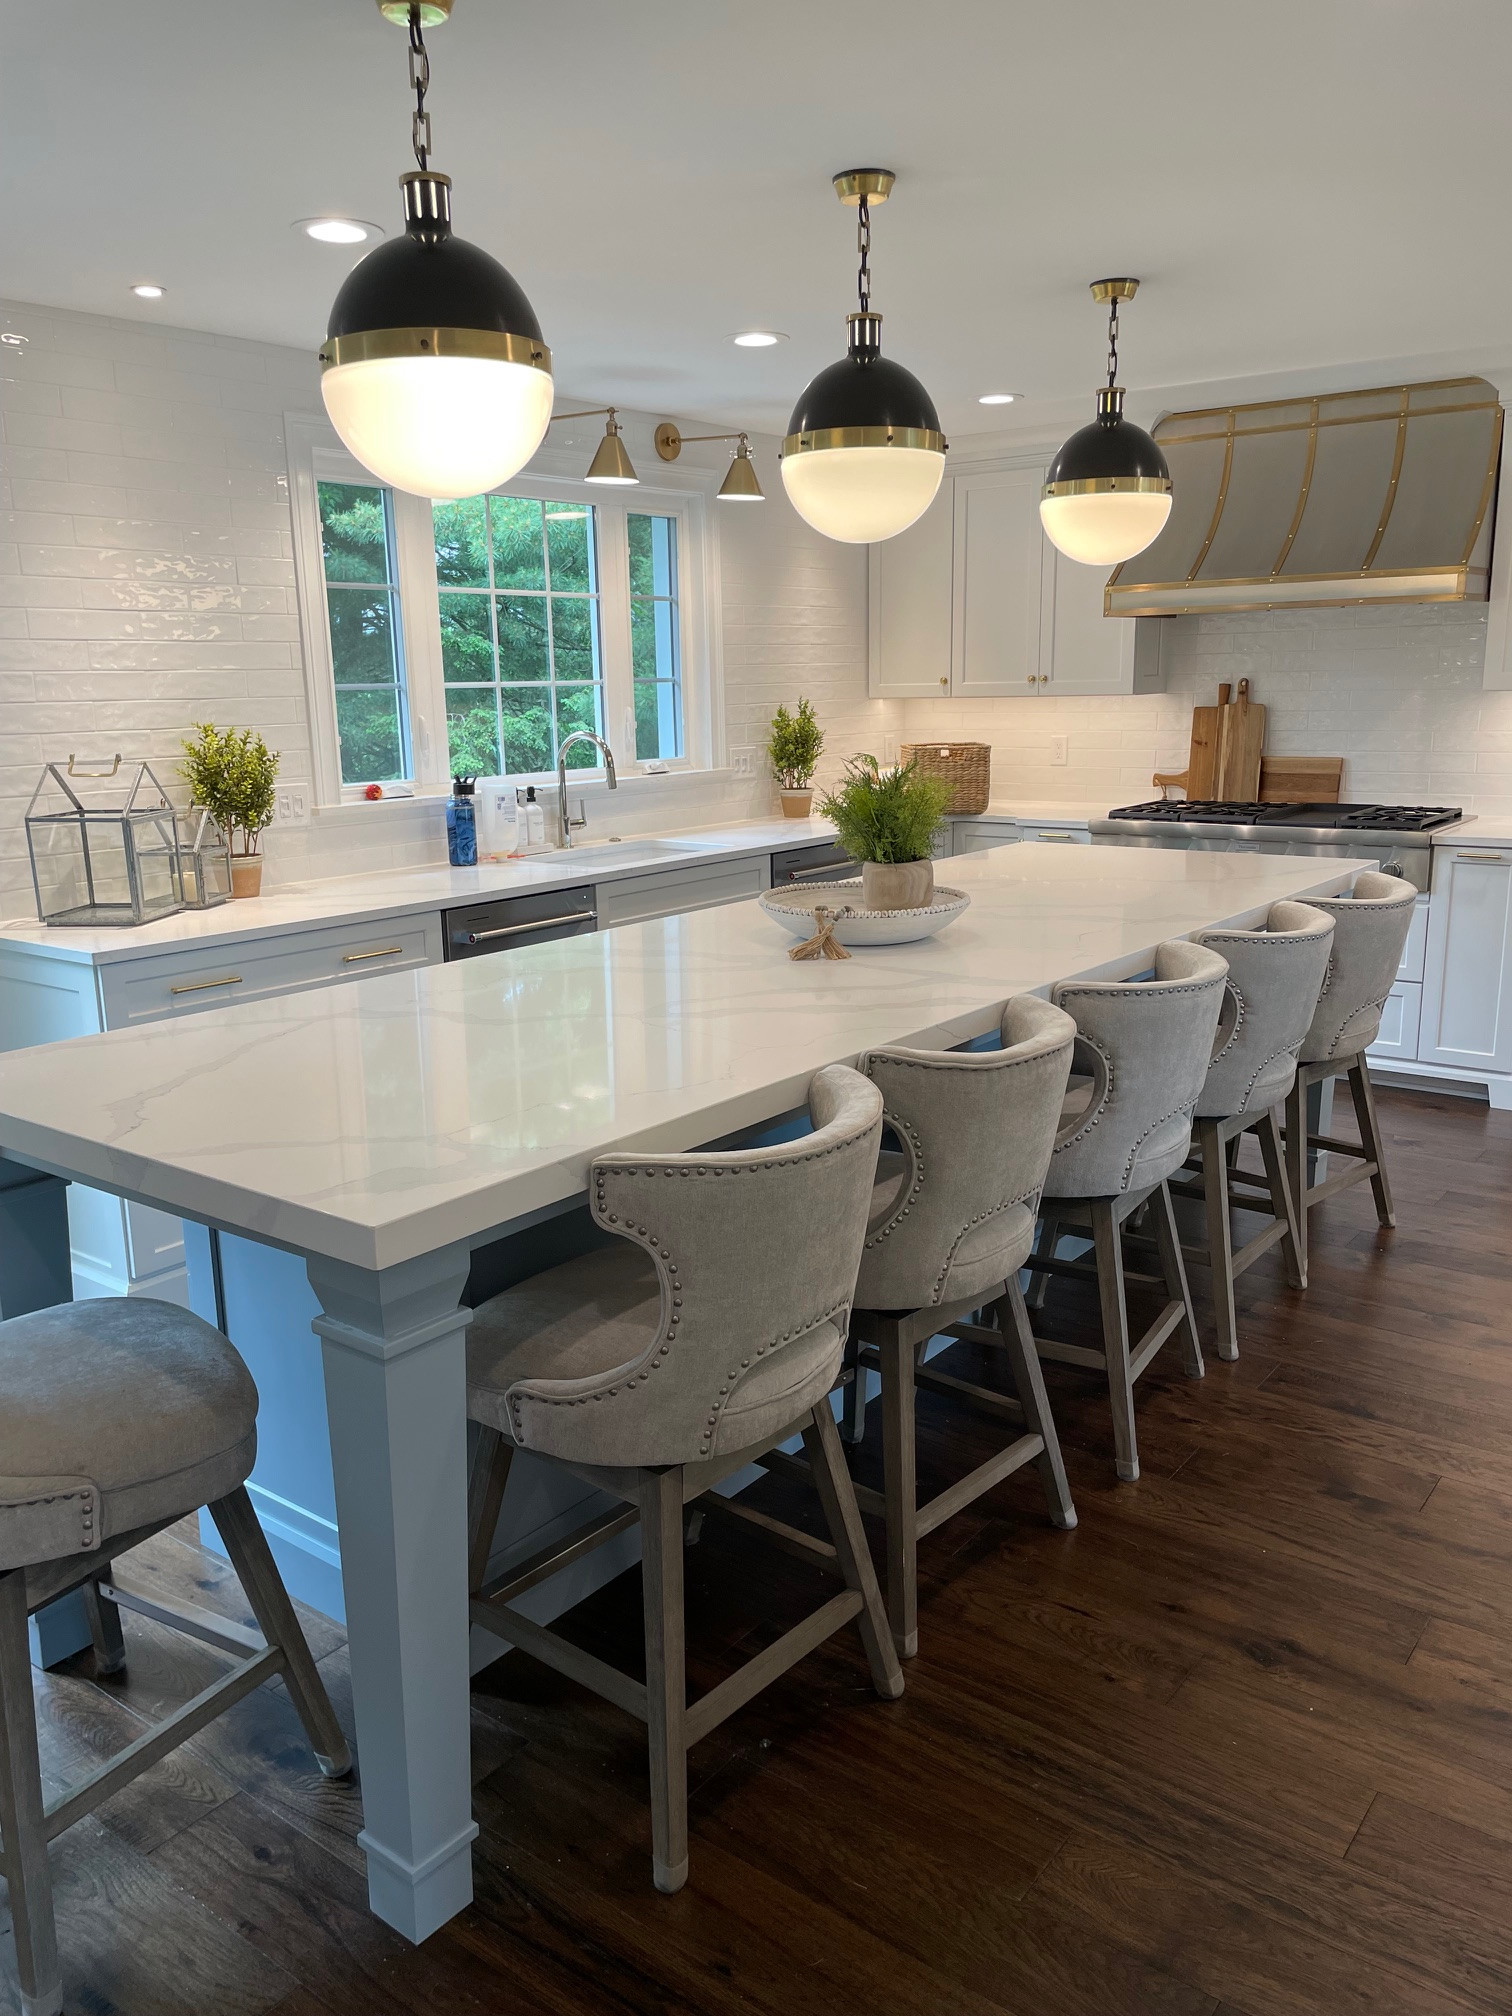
xmin=525 ymin=786 xmax=545 ymax=847
xmin=447 ymin=775 xmax=478 ymax=867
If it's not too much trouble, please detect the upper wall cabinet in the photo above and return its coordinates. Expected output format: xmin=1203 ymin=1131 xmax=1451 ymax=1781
xmin=868 ymin=459 xmax=1164 ymax=700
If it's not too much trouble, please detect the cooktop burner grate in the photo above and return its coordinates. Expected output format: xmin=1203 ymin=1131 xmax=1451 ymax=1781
xmin=1104 ymin=801 xmax=1462 ymax=832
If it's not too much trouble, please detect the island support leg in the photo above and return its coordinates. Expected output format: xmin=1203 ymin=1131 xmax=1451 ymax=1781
xmin=0 ymin=1166 xmax=92 ymax=1670
xmin=308 ymin=1244 xmax=478 ymax=1943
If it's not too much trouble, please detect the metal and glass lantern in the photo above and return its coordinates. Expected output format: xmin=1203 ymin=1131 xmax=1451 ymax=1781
xmin=25 ymin=756 xmax=185 ymax=928
xmin=175 ymin=808 xmax=233 ymax=909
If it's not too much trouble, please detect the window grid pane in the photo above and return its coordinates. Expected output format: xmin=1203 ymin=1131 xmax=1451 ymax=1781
xmin=318 ymin=480 xmax=413 ymax=785
xmin=628 ymin=512 xmax=683 ymax=763
xmin=434 ymin=494 xmax=605 ymax=779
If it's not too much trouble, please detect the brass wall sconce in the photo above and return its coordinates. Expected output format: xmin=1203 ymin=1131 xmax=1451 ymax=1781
xmin=654 ymin=423 xmax=764 ymax=501
xmin=548 ymin=406 xmax=639 ymax=485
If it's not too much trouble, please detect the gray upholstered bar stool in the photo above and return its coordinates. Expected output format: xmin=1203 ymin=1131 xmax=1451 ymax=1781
xmin=0 ymin=1298 xmax=349 ymax=2016
xmin=1170 ymin=901 xmax=1335 ymax=1359
xmin=464 ymin=1064 xmax=900 ymax=1896
xmin=838 ymin=994 xmax=1078 ymax=1658
xmin=1025 ymin=941 xmax=1229 ymax=1482
xmin=1283 ymin=869 xmax=1418 ymax=1277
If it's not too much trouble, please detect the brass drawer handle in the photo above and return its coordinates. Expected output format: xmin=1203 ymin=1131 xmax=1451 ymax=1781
xmin=169 ymin=975 xmax=243 ymax=996
xmin=1455 ymin=849 xmax=1508 ymax=862
xmin=1034 ymin=831 xmax=1076 ymax=842
xmin=342 ymin=945 xmax=404 ymax=963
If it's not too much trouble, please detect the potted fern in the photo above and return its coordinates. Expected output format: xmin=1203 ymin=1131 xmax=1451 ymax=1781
xmin=180 ymin=724 xmax=280 ymax=898
xmin=766 ymin=699 xmax=824 ymax=818
xmin=820 ymin=754 xmax=952 ymax=911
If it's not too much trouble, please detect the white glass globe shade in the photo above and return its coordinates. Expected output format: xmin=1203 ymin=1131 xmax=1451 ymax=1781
xmin=781 ymin=445 xmax=944 ymax=545
xmin=321 ymin=354 xmax=555 ymax=500
xmin=1038 ymin=489 xmax=1172 ymax=567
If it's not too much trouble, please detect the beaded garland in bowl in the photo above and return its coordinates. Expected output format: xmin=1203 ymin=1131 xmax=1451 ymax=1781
xmin=758 ymin=880 xmax=971 ymax=947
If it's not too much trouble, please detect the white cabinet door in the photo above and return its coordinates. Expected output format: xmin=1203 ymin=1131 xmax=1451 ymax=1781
xmin=597 ymin=855 xmax=767 ymax=929
xmin=1419 ymin=845 xmax=1512 ymax=1072
xmin=952 ymin=468 xmax=1044 ymax=698
xmin=867 ymin=480 xmax=954 ymax=698
xmin=1368 ymin=981 xmax=1422 ymax=1062
xmin=953 ymin=819 xmax=1021 ymax=855
xmin=1040 ymin=540 xmax=1157 ymax=695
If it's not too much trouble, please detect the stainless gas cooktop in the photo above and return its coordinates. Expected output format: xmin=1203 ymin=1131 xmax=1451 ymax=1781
xmin=1089 ymin=800 xmax=1465 ymax=892
xmin=1103 ymin=800 xmax=1463 ymax=832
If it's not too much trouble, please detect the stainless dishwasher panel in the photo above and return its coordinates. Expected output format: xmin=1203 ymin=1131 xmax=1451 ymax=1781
xmin=443 ymin=884 xmax=597 ymax=959
xmin=769 ymin=841 xmax=856 ymax=885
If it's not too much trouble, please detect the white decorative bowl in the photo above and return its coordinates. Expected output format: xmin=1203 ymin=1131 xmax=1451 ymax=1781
xmin=759 ymin=880 xmax=972 ymax=947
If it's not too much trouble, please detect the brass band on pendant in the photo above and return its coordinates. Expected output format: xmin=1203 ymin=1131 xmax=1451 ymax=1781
xmin=318 ymin=326 xmax=553 ymax=372
xmin=1041 ymin=474 xmax=1173 ymax=499
xmin=781 ymin=424 xmax=948 ymax=458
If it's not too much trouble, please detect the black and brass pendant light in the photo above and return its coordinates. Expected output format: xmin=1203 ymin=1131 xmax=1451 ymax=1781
xmin=780 ymin=171 xmax=946 ymax=544
xmin=654 ymin=423 xmax=764 ymax=501
xmin=320 ymin=0 xmax=554 ymax=499
xmin=1040 ymin=279 xmax=1172 ymax=566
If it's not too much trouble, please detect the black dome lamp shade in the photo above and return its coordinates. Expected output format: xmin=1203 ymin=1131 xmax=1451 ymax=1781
xmin=1040 ymin=279 xmax=1172 ymax=566
xmin=319 ymin=1 xmax=553 ymax=500
xmin=780 ymin=170 xmax=947 ymax=544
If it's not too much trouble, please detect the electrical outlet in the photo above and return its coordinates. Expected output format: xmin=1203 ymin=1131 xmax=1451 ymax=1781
xmin=1049 ymin=734 xmax=1069 ymax=767
xmin=730 ymin=747 xmax=755 ymax=779
xmin=274 ymin=787 xmax=310 ymax=826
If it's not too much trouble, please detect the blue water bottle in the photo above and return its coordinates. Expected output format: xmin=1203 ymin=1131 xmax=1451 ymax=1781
xmin=447 ymin=776 xmax=478 ymax=867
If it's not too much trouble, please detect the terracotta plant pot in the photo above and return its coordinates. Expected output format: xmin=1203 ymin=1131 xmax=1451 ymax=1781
xmin=779 ymin=788 xmax=814 ymax=820
xmin=862 ymin=858 xmax=935 ymax=913
xmin=230 ymin=855 xmax=264 ymax=900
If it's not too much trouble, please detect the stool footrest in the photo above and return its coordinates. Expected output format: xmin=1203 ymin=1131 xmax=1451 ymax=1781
xmin=97 ymin=1576 xmax=263 ymax=1661
xmin=915 ymin=1434 xmax=1045 ymax=1538
xmin=471 ymin=1595 xmax=650 ymax=1721
xmin=479 ymin=1505 xmax=638 ymax=1608
xmin=685 ymin=1591 xmax=863 ymax=1746
xmin=696 ymin=1492 xmax=841 ymax=1572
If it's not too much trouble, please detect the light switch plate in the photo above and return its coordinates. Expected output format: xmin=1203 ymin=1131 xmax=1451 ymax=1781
xmin=274 ymin=787 xmax=310 ymax=826
xmin=1049 ymin=734 xmax=1068 ymax=767
xmin=730 ymin=748 xmax=755 ymax=779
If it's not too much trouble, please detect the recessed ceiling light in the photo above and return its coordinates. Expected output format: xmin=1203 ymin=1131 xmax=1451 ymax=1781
xmin=732 ymin=330 xmax=786 ymax=348
xmin=978 ymin=392 xmax=1019 ymax=405
xmin=297 ymin=217 xmax=383 ymax=246
xmin=131 ymin=283 xmax=166 ymax=300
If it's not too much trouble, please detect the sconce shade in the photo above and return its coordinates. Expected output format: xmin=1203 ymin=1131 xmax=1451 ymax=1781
xmin=718 ymin=445 xmax=764 ymax=500
xmin=585 ymin=423 xmax=638 ymax=485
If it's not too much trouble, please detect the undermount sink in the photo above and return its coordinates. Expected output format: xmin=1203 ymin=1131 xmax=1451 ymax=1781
xmin=548 ymin=837 xmax=715 ymax=863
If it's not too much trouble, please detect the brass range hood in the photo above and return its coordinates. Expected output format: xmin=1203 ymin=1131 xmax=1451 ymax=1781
xmin=1105 ymin=377 xmax=1503 ymax=617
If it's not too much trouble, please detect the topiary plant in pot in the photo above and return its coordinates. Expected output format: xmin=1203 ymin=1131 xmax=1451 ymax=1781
xmin=766 ymin=698 xmax=825 ymax=817
xmin=180 ymin=723 xmax=280 ymax=898
xmin=820 ymin=753 xmax=952 ymax=911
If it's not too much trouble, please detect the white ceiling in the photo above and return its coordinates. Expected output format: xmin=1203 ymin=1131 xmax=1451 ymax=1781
xmin=6 ymin=0 xmax=1512 ymax=439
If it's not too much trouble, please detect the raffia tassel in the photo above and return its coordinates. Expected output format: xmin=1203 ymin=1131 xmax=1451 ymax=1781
xmin=789 ymin=905 xmax=853 ymax=961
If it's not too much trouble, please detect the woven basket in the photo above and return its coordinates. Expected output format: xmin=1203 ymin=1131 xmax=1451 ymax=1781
xmin=900 ymin=741 xmax=991 ymax=816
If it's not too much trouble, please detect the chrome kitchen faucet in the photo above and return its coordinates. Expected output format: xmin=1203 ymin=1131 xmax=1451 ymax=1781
xmin=556 ymin=730 xmax=617 ymax=847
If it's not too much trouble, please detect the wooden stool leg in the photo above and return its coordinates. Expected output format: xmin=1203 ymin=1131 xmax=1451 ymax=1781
xmin=466 ymin=1427 xmax=514 ymax=1595
xmin=0 ymin=1570 xmax=61 ymax=2016
xmin=841 ymin=1341 xmax=868 ymax=1446
xmin=1284 ymin=1073 xmax=1310 ymax=1285
xmin=1154 ymin=1181 xmax=1205 ymax=1381
xmin=803 ymin=1405 xmax=904 ymax=1700
xmin=1258 ymin=1102 xmax=1306 ymax=1289
xmin=1025 ymin=1214 xmax=1056 ymax=1311
xmin=1348 ymin=1057 xmax=1396 ymax=1227
xmin=83 ymin=1570 xmax=126 ymax=1676
xmin=209 ymin=1489 xmax=352 ymax=1780
xmin=873 ymin=1318 xmax=918 ymax=1658
xmin=1091 ymin=1200 xmax=1140 ymax=1483
xmin=996 ymin=1279 xmax=1076 ymax=1529
xmin=1199 ymin=1117 xmax=1239 ymax=1362
xmin=639 ymin=1467 xmax=688 ymax=1894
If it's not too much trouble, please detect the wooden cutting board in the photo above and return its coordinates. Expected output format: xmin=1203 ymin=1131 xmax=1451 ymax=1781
xmin=1213 ymin=677 xmax=1266 ymax=799
xmin=1258 ymin=755 xmax=1344 ymax=804
xmin=1153 ymin=682 xmax=1228 ymax=798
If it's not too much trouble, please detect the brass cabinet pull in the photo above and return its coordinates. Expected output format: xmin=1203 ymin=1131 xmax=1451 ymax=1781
xmin=169 ymin=974 xmax=243 ymax=996
xmin=1034 ymin=831 xmax=1076 ymax=842
xmin=1455 ymin=849 xmax=1508 ymax=862
xmin=342 ymin=945 xmax=405 ymax=963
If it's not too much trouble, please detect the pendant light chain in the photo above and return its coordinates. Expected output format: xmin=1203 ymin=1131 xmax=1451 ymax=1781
xmin=1106 ymin=295 xmax=1120 ymax=390
xmin=857 ymin=195 xmax=872 ymax=315
xmin=408 ymin=3 xmax=432 ymax=170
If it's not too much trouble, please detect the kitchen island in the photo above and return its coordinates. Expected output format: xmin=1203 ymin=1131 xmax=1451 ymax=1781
xmin=0 ymin=842 xmax=1376 ymax=1946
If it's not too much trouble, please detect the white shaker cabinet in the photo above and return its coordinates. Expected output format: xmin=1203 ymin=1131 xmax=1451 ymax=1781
xmin=867 ymin=480 xmax=955 ymax=698
xmin=1419 ymin=842 xmax=1512 ymax=1077
xmin=867 ymin=458 xmax=1163 ymax=701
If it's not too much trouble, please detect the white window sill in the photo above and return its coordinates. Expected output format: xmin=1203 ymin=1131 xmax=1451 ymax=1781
xmin=315 ymin=765 xmax=739 ymax=823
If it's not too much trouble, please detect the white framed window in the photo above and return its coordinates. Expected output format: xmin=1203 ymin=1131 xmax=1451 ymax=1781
xmin=286 ymin=415 xmax=723 ymax=805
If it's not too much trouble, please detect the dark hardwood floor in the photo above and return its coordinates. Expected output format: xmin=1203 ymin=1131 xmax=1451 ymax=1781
xmin=6 ymin=1086 xmax=1511 ymax=2016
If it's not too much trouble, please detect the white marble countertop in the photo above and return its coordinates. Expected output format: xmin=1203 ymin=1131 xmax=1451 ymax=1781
xmin=0 ymin=815 xmax=842 ymax=966
xmin=1432 ymin=812 xmax=1512 ymax=848
xmin=974 ymin=801 xmax=1104 ymax=823
xmin=0 ymin=843 xmax=1375 ymax=1273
